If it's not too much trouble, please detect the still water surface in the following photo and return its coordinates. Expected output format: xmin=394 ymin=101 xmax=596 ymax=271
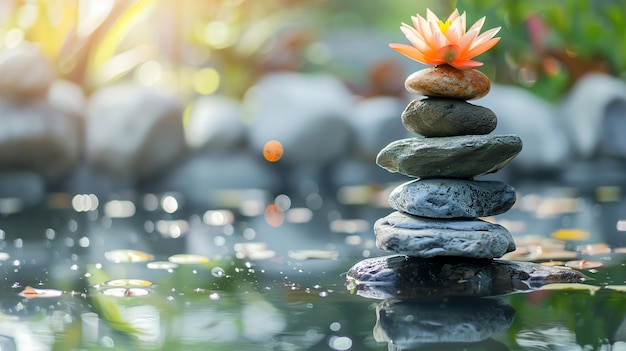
xmin=1 ymin=183 xmax=626 ymax=350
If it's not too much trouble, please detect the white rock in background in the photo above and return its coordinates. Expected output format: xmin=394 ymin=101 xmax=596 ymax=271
xmin=0 ymin=99 xmax=80 ymax=176
xmin=245 ymin=73 xmax=353 ymax=165
xmin=0 ymin=42 xmax=55 ymax=101
xmin=558 ymin=73 xmax=626 ymax=159
xmin=48 ymin=80 xmax=86 ymax=120
xmin=185 ymin=95 xmax=246 ymax=152
xmin=478 ymin=84 xmax=570 ymax=173
xmin=349 ymin=96 xmax=409 ymax=160
xmin=85 ymin=84 xmax=187 ymax=178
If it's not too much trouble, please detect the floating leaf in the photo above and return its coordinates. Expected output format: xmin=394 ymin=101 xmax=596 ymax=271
xmin=541 ymin=283 xmax=600 ymax=295
xmin=168 ymin=254 xmax=209 ymax=264
xmin=565 ymin=260 xmax=604 ymax=269
xmin=605 ymin=285 xmax=626 ymax=292
xmin=104 ymin=249 xmax=154 ymax=263
xmin=19 ymin=286 xmax=62 ymax=299
xmin=551 ymin=229 xmax=590 ymax=241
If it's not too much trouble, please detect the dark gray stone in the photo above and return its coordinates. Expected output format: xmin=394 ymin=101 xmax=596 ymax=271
xmin=345 ymin=254 xmax=588 ymax=299
xmin=374 ymin=298 xmax=514 ymax=346
xmin=374 ymin=212 xmax=515 ymax=259
xmin=402 ymin=98 xmax=497 ymax=137
xmin=376 ymin=134 xmax=522 ymax=179
xmin=389 ymin=179 xmax=516 ymax=218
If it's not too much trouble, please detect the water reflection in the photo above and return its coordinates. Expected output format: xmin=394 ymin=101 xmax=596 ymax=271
xmin=374 ymin=298 xmax=513 ymax=350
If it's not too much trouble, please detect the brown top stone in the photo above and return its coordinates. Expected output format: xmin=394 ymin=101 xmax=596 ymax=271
xmin=405 ymin=65 xmax=490 ymax=100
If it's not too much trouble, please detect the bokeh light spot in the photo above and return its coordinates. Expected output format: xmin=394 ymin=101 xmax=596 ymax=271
xmin=263 ymin=140 xmax=283 ymax=162
xmin=193 ymin=68 xmax=220 ymax=95
xmin=264 ymin=204 xmax=285 ymax=227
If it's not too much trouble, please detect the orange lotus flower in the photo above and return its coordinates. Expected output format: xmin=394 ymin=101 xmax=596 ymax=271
xmin=389 ymin=9 xmax=501 ymax=70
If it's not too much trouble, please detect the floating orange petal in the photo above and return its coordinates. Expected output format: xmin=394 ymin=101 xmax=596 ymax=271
xmin=389 ymin=8 xmax=500 ymax=70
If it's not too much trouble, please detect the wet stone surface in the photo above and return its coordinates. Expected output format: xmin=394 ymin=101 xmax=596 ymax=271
xmin=389 ymin=178 xmax=516 ymax=218
xmin=404 ymin=65 xmax=491 ymax=100
xmin=402 ymin=98 xmax=497 ymax=137
xmin=376 ymin=134 xmax=523 ymax=179
xmin=346 ymin=254 xmax=589 ymax=300
xmin=374 ymin=211 xmax=515 ymax=259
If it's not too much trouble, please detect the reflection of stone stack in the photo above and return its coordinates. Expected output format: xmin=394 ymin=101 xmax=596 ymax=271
xmin=374 ymin=65 xmax=522 ymax=259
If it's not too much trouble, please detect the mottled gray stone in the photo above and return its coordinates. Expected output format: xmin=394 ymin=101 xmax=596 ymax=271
xmin=374 ymin=211 xmax=515 ymax=259
xmin=389 ymin=179 xmax=516 ymax=218
xmin=374 ymin=298 xmax=514 ymax=346
xmin=376 ymin=134 xmax=522 ymax=179
xmin=346 ymin=254 xmax=588 ymax=300
xmin=402 ymin=98 xmax=497 ymax=137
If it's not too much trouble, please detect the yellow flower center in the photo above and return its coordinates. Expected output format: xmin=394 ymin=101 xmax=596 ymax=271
xmin=437 ymin=20 xmax=452 ymax=34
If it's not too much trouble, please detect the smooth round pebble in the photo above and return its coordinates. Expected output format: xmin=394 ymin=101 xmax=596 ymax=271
xmin=402 ymin=98 xmax=497 ymax=137
xmin=405 ymin=65 xmax=490 ymax=100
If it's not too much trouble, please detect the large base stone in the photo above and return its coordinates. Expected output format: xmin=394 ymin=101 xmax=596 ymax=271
xmin=376 ymin=134 xmax=522 ymax=179
xmin=346 ymin=254 xmax=588 ymax=300
xmin=375 ymin=211 xmax=515 ymax=259
xmin=389 ymin=178 xmax=516 ymax=218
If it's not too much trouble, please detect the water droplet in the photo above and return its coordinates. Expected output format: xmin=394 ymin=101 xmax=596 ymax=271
xmin=44 ymin=228 xmax=55 ymax=240
xmin=209 ymin=292 xmax=220 ymax=300
xmin=319 ymin=291 xmax=329 ymax=297
xmin=328 ymin=336 xmax=352 ymax=351
xmin=210 ymin=267 xmax=226 ymax=277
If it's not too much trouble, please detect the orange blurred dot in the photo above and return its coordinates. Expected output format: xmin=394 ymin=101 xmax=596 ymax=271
xmin=263 ymin=140 xmax=283 ymax=162
xmin=264 ymin=204 xmax=285 ymax=227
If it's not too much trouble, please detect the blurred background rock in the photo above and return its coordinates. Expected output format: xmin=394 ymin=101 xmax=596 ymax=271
xmin=0 ymin=0 xmax=625 ymax=210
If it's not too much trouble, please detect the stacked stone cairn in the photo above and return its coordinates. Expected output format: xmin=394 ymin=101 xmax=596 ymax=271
xmin=374 ymin=65 xmax=522 ymax=260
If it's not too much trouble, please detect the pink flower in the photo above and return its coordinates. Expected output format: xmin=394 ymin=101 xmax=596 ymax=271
xmin=389 ymin=9 xmax=501 ymax=70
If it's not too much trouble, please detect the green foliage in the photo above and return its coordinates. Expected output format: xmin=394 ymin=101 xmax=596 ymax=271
xmin=3 ymin=0 xmax=624 ymax=101
xmin=458 ymin=0 xmax=626 ymax=100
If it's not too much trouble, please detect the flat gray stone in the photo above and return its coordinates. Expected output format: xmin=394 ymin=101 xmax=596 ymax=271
xmin=389 ymin=179 xmax=516 ymax=218
xmin=374 ymin=298 xmax=514 ymax=347
xmin=374 ymin=212 xmax=515 ymax=259
xmin=402 ymin=98 xmax=497 ymax=137
xmin=376 ymin=134 xmax=522 ymax=179
xmin=346 ymin=254 xmax=588 ymax=300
